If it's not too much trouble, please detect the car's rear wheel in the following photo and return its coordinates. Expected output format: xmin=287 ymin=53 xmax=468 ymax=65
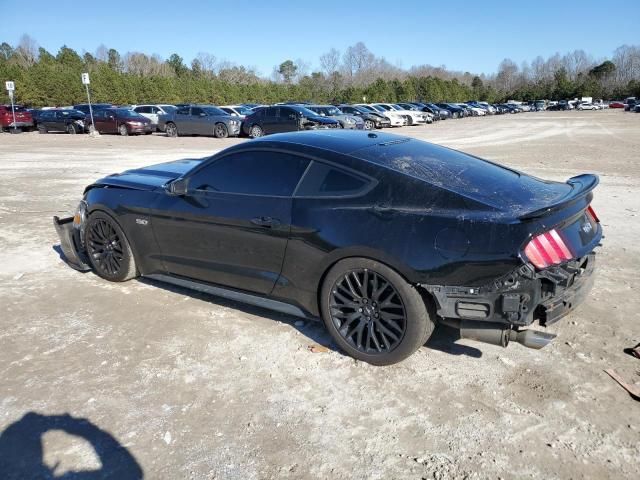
xmin=250 ymin=124 xmax=263 ymax=138
xmin=165 ymin=122 xmax=178 ymax=137
xmin=214 ymin=123 xmax=228 ymax=138
xmin=320 ymin=258 xmax=435 ymax=366
xmin=118 ymin=124 xmax=128 ymax=136
xmin=67 ymin=124 xmax=77 ymax=135
xmin=364 ymin=119 xmax=374 ymax=130
xmin=84 ymin=211 xmax=138 ymax=282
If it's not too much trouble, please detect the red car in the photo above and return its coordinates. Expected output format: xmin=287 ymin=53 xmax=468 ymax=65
xmin=609 ymin=101 xmax=625 ymax=109
xmin=0 ymin=105 xmax=34 ymax=131
xmin=87 ymin=108 xmax=153 ymax=136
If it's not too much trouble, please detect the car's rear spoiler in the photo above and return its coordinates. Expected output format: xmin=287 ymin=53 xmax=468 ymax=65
xmin=519 ymin=174 xmax=599 ymax=220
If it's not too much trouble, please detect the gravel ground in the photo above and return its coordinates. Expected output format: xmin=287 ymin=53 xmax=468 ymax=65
xmin=0 ymin=110 xmax=639 ymax=479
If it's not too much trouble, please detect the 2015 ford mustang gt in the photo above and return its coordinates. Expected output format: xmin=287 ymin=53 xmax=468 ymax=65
xmin=54 ymin=130 xmax=602 ymax=365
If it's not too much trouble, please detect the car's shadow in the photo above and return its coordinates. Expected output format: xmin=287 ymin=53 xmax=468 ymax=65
xmin=137 ymin=277 xmax=335 ymax=350
xmin=0 ymin=412 xmax=143 ymax=479
xmin=138 ymin=277 xmax=483 ymax=359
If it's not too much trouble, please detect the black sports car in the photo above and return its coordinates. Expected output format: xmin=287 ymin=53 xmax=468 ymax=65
xmin=54 ymin=131 xmax=602 ymax=365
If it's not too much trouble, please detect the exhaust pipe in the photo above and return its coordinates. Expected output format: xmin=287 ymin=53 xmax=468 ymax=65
xmin=439 ymin=319 xmax=556 ymax=350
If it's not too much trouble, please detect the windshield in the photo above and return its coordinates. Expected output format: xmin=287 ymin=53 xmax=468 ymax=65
xmin=234 ymin=106 xmax=253 ymax=115
xmin=375 ymin=104 xmax=392 ymax=111
xmin=290 ymin=105 xmax=320 ymax=117
xmin=203 ymin=107 xmax=227 ymax=116
xmin=392 ymin=104 xmax=407 ymax=111
xmin=369 ymin=105 xmax=386 ymax=113
xmin=114 ymin=109 xmax=144 ymax=119
xmin=160 ymin=105 xmax=177 ymax=113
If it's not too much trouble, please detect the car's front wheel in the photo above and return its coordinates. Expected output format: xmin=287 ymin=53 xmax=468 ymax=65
xmin=249 ymin=124 xmax=263 ymax=138
xmin=214 ymin=123 xmax=228 ymax=138
xmin=67 ymin=124 xmax=77 ymax=135
xmin=364 ymin=119 xmax=374 ymax=130
xmin=320 ymin=258 xmax=435 ymax=365
xmin=165 ymin=122 xmax=178 ymax=137
xmin=85 ymin=211 xmax=138 ymax=282
xmin=118 ymin=124 xmax=128 ymax=136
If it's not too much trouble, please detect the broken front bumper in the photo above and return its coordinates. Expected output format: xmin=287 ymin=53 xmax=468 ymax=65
xmin=53 ymin=216 xmax=91 ymax=271
xmin=424 ymin=253 xmax=597 ymax=328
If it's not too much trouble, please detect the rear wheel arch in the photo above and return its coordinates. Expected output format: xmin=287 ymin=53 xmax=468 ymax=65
xmin=315 ymin=252 xmax=420 ymax=316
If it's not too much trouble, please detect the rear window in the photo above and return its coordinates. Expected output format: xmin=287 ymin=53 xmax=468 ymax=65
xmin=350 ymin=138 xmax=571 ymax=208
xmin=296 ymin=162 xmax=369 ymax=197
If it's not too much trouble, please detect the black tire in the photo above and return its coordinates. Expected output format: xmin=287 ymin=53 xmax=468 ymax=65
xmin=165 ymin=122 xmax=178 ymax=137
xmin=214 ymin=122 xmax=229 ymax=138
xmin=320 ymin=258 xmax=435 ymax=366
xmin=364 ymin=119 xmax=375 ymax=130
xmin=118 ymin=124 xmax=128 ymax=136
xmin=38 ymin=126 xmax=48 ymax=134
xmin=84 ymin=211 xmax=138 ymax=282
xmin=67 ymin=124 xmax=77 ymax=135
xmin=249 ymin=124 xmax=263 ymax=138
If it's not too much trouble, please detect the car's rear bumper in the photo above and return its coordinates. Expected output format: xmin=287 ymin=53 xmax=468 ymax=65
xmin=3 ymin=121 xmax=33 ymax=128
xmin=423 ymin=253 xmax=597 ymax=328
xmin=53 ymin=216 xmax=91 ymax=271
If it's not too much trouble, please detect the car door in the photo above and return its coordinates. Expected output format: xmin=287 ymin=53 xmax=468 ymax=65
xmin=149 ymin=150 xmax=310 ymax=294
xmin=54 ymin=111 xmax=68 ymax=130
xmin=278 ymin=107 xmax=299 ymax=133
xmin=93 ymin=110 xmax=109 ymax=133
xmin=187 ymin=107 xmax=206 ymax=136
xmin=261 ymin=107 xmax=279 ymax=134
xmin=174 ymin=106 xmax=192 ymax=134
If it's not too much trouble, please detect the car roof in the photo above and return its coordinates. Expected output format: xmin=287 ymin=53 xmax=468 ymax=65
xmin=233 ymin=130 xmax=410 ymax=156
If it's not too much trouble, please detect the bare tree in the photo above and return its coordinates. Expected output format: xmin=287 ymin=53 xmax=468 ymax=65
xmin=320 ymin=48 xmax=340 ymax=76
xmin=495 ymin=58 xmax=519 ymax=92
xmin=14 ymin=34 xmax=38 ymax=68
xmin=95 ymin=44 xmax=108 ymax=62
xmin=195 ymin=52 xmax=217 ymax=75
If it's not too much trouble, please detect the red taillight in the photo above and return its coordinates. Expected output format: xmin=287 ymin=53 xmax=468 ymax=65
xmin=523 ymin=229 xmax=574 ymax=269
xmin=587 ymin=205 xmax=599 ymax=223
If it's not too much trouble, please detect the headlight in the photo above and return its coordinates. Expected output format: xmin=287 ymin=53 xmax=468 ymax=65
xmin=346 ymin=117 xmax=355 ymax=124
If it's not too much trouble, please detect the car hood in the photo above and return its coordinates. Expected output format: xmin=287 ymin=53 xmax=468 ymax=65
xmin=303 ymin=115 xmax=339 ymax=124
xmin=90 ymin=158 xmax=206 ymax=191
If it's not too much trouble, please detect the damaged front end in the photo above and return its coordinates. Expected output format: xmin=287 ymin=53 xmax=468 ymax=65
xmin=421 ymin=253 xmax=596 ymax=349
xmin=53 ymin=200 xmax=91 ymax=272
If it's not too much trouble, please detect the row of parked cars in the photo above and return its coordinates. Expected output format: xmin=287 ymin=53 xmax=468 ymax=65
xmin=0 ymin=97 xmax=633 ymax=136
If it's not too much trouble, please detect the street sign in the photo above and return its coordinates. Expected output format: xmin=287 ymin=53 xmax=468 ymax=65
xmin=81 ymin=73 xmax=90 ymax=85
xmin=5 ymin=81 xmax=15 ymax=91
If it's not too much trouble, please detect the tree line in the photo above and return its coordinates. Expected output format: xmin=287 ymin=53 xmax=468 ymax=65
xmin=1 ymin=35 xmax=639 ymax=107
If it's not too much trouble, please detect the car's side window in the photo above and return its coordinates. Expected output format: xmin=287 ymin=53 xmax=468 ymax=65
xmin=191 ymin=107 xmax=204 ymax=116
xmin=295 ymin=162 xmax=370 ymax=198
xmin=189 ymin=151 xmax=310 ymax=197
xmin=176 ymin=107 xmax=190 ymax=115
xmin=264 ymin=107 xmax=278 ymax=118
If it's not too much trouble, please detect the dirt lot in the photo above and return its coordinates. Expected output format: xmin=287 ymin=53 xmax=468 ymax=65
xmin=0 ymin=110 xmax=639 ymax=479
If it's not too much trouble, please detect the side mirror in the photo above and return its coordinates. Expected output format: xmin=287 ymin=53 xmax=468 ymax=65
xmin=167 ymin=178 xmax=189 ymax=196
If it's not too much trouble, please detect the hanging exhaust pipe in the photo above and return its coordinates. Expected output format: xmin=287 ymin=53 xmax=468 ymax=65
xmin=439 ymin=319 xmax=556 ymax=350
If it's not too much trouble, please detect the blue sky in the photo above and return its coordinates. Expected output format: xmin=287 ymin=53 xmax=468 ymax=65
xmin=2 ymin=0 xmax=638 ymax=76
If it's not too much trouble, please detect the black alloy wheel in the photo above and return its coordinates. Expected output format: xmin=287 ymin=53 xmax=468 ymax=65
xmin=321 ymin=258 xmax=435 ymax=365
xmin=67 ymin=124 xmax=77 ymax=134
xmin=85 ymin=212 xmax=137 ymax=282
xmin=330 ymin=269 xmax=406 ymax=354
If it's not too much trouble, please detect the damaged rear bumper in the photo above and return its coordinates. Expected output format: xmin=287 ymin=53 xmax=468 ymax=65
xmin=53 ymin=216 xmax=91 ymax=271
xmin=422 ymin=254 xmax=597 ymax=348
